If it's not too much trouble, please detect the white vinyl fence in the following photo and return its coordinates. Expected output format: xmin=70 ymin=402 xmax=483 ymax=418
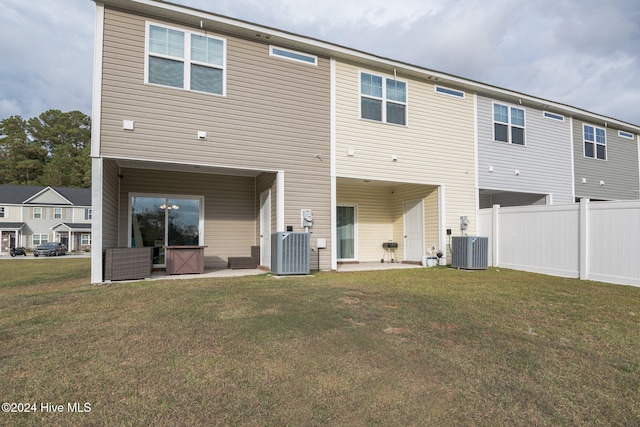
xmin=477 ymin=199 xmax=640 ymax=287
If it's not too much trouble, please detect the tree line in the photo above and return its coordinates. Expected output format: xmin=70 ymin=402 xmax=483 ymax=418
xmin=0 ymin=110 xmax=91 ymax=188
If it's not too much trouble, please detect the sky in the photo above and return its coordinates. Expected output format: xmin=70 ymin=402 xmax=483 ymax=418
xmin=1 ymin=0 xmax=639 ymax=126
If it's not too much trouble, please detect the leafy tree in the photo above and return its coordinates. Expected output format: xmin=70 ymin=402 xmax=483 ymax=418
xmin=0 ymin=116 xmax=47 ymax=185
xmin=0 ymin=110 xmax=91 ymax=188
xmin=29 ymin=110 xmax=91 ymax=188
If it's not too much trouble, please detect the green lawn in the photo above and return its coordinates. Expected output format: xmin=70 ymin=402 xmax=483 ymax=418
xmin=1 ymin=258 xmax=639 ymax=426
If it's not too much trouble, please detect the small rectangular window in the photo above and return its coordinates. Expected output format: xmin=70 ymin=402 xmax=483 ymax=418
xmin=435 ymin=86 xmax=465 ymax=98
xmin=0 ymin=207 xmax=5 ymax=218
xmin=81 ymin=234 xmax=92 ymax=245
xmin=85 ymin=208 xmax=92 ymax=220
xmin=618 ymin=130 xmax=634 ymax=139
xmin=543 ymin=111 xmax=565 ymax=121
xmin=269 ymin=46 xmax=317 ymax=65
xmin=33 ymin=207 xmax=42 ymax=219
xmin=54 ymin=208 xmax=62 ymax=219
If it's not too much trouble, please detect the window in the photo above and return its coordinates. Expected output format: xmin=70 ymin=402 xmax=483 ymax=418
xmin=269 ymin=46 xmax=317 ymax=65
xmin=619 ymin=130 xmax=634 ymax=139
xmin=85 ymin=208 xmax=92 ymax=220
xmin=0 ymin=207 xmax=5 ymax=218
xmin=584 ymin=124 xmax=606 ymax=160
xmin=33 ymin=207 xmax=42 ymax=219
xmin=81 ymin=234 xmax=92 ymax=245
xmin=360 ymin=72 xmax=407 ymax=125
xmin=54 ymin=208 xmax=62 ymax=219
xmin=33 ymin=234 xmax=49 ymax=246
xmin=493 ymin=103 xmax=525 ymax=145
xmin=435 ymin=85 xmax=465 ymax=98
xmin=147 ymin=23 xmax=225 ymax=95
xmin=543 ymin=111 xmax=565 ymax=122
xmin=337 ymin=206 xmax=356 ymax=260
xmin=131 ymin=195 xmax=203 ymax=266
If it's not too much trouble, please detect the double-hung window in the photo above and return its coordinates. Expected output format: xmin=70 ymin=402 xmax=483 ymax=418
xmin=493 ymin=103 xmax=525 ymax=145
xmin=584 ymin=124 xmax=606 ymax=160
xmin=54 ymin=208 xmax=62 ymax=219
xmin=33 ymin=207 xmax=42 ymax=219
xmin=33 ymin=234 xmax=48 ymax=246
xmin=360 ymin=72 xmax=407 ymax=125
xmin=81 ymin=234 xmax=91 ymax=245
xmin=0 ymin=207 xmax=5 ymax=218
xmin=147 ymin=23 xmax=225 ymax=95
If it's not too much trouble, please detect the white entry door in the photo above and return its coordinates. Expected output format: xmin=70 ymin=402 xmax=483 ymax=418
xmin=260 ymin=189 xmax=271 ymax=267
xmin=403 ymin=199 xmax=424 ymax=263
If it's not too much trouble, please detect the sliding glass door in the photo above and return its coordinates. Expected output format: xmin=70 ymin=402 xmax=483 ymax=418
xmin=337 ymin=205 xmax=356 ymax=260
xmin=131 ymin=195 xmax=202 ymax=266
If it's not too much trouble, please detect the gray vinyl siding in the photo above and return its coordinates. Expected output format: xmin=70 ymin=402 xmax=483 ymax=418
xmin=477 ymin=96 xmax=574 ymax=205
xmin=573 ymin=121 xmax=640 ymax=200
xmin=480 ymin=192 xmax=547 ymax=208
xmin=98 ymin=7 xmax=333 ymax=270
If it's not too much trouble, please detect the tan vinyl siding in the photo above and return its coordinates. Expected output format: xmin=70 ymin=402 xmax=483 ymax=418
xmin=99 ymin=7 xmax=333 ymax=270
xmin=337 ymin=183 xmax=393 ymax=262
xmin=118 ymin=168 xmax=255 ymax=269
xmin=102 ymin=159 xmax=121 ymax=249
xmin=335 ymin=61 xmax=477 ymax=242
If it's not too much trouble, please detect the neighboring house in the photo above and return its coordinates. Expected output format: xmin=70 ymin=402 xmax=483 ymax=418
xmin=573 ymin=122 xmax=640 ymax=201
xmin=0 ymin=185 xmax=92 ymax=254
xmin=90 ymin=0 xmax=640 ymax=283
xmin=477 ymin=95 xmax=640 ymax=208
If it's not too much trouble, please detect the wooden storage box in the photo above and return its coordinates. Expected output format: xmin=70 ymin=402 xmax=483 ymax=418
xmin=164 ymin=246 xmax=207 ymax=275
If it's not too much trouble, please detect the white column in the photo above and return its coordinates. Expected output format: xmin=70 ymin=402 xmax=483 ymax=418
xmin=492 ymin=204 xmax=500 ymax=267
xmin=579 ymin=198 xmax=589 ymax=280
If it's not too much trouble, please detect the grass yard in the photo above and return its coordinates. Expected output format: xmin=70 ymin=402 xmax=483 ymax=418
xmin=1 ymin=258 xmax=639 ymax=426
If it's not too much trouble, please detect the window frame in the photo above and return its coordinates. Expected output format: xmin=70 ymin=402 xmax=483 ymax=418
xmin=81 ymin=234 xmax=92 ymax=245
xmin=359 ymin=71 xmax=408 ymax=126
xmin=618 ymin=130 xmax=634 ymax=139
xmin=269 ymin=46 xmax=317 ymax=66
xmin=85 ymin=208 xmax=92 ymax=220
xmin=583 ymin=124 xmax=607 ymax=160
xmin=492 ymin=101 xmax=526 ymax=146
xmin=54 ymin=207 xmax=62 ymax=219
xmin=32 ymin=234 xmax=49 ymax=246
xmin=435 ymin=85 xmax=465 ymax=99
xmin=33 ymin=207 xmax=42 ymax=219
xmin=0 ymin=206 xmax=5 ymax=218
xmin=543 ymin=111 xmax=565 ymax=122
xmin=145 ymin=22 xmax=227 ymax=96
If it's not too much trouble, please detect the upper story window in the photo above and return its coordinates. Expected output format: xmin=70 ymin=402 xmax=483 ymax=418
xmin=360 ymin=72 xmax=407 ymax=126
xmin=0 ymin=207 xmax=5 ymax=218
xmin=435 ymin=85 xmax=465 ymax=99
xmin=146 ymin=23 xmax=226 ymax=95
xmin=269 ymin=46 xmax=317 ymax=66
xmin=85 ymin=208 xmax=92 ymax=220
xmin=54 ymin=208 xmax=62 ymax=219
xmin=543 ymin=111 xmax=565 ymax=122
xmin=584 ymin=124 xmax=606 ymax=160
xmin=33 ymin=207 xmax=42 ymax=219
xmin=618 ymin=130 xmax=635 ymax=139
xmin=493 ymin=102 xmax=525 ymax=145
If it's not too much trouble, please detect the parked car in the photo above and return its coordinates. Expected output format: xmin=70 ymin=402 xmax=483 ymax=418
xmin=33 ymin=242 xmax=67 ymax=257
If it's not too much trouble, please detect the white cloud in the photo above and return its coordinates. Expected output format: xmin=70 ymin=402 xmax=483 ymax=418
xmin=0 ymin=0 xmax=639 ymax=125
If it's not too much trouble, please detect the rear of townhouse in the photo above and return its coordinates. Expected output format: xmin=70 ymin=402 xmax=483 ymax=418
xmin=334 ymin=61 xmax=477 ymax=266
xmin=91 ymin=4 xmax=332 ymax=282
xmin=90 ymin=0 xmax=640 ymax=283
